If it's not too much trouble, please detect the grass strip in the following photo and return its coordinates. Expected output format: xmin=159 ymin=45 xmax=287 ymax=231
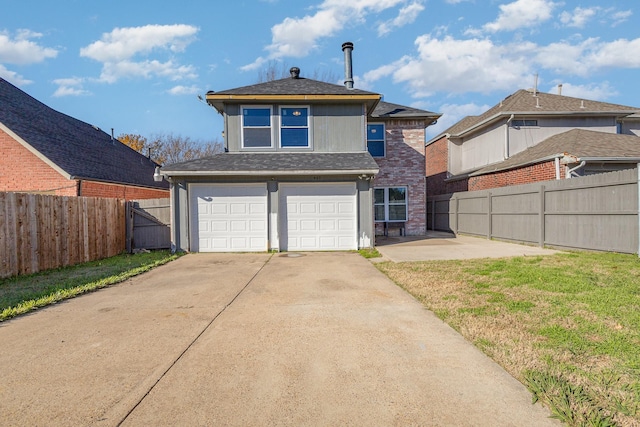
xmin=376 ymin=251 xmax=640 ymax=426
xmin=0 ymin=251 xmax=181 ymax=321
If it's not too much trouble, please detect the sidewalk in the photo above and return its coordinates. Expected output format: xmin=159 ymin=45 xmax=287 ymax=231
xmin=374 ymin=231 xmax=560 ymax=262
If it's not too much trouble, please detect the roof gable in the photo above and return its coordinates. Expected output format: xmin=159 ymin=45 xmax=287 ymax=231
xmin=436 ymin=89 xmax=640 ymax=141
xmin=0 ymin=78 xmax=167 ymax=189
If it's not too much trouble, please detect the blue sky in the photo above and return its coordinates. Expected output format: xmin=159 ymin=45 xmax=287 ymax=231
xmin=2 ymin=0 xmax=639 ymax=144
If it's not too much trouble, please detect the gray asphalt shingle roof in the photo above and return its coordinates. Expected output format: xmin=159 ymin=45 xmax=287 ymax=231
xmin=471 ymin=129 xmax=640 ymax=176
xmin=371 ymin=101 xmax=440 ymax=120
xmin=0 ymin=78 xmax=168 ymax=189
xmin=161 ymin=152 xmax=379 ymax=176
xmin=436 ymin=89 xmax=640 ymax=140
xmin=211 ymin=76 xmax=378 ymax=96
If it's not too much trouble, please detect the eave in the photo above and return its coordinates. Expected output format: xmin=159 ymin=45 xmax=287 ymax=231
xmin=206 ymin=93 xmax=381 ymax=115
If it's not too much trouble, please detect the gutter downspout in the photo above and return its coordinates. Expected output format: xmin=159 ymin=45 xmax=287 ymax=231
xmin=566 ymin=161 xmax=586 ymax=179
xmin=504 ymin=114 xmax=514 ymax=159
xmin=555 ymin=157 xmax=561 ymax=180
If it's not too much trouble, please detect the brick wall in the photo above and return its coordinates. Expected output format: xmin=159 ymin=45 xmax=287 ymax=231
xmin=80 ymin=180 xmax=169 ymax=200
xmin=469 ymin=161 xmax=559 ymax=191
xmin=425 ymin=136 xmax=470 ymax=196
xmin=1 ymin=129 xmax=169 ymax=200
xmin=0 ymin=129 xmax=78 ymax=196
xmin=374 ymin=119 xmax=426 ymax=235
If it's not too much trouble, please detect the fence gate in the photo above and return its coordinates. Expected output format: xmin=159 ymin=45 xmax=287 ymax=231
xmin=126 ymin=198 xmax=171 ymax=252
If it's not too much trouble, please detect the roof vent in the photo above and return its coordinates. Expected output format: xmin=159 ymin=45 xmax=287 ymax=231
xmin=290 ymin=67 xmax=300 ymax=78
xmin=580 ymin=100 xmax=585 ymax=109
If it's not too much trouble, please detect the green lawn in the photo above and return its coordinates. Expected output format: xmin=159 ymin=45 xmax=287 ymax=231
xmin=0 ymin=251 xmax=181 ymax=321
xmin=376 ymin=252 xmax=640 ymax=427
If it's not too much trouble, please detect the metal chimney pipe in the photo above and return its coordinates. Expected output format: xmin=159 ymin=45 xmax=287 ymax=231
xmin=342 ymin=42 xmax=354 ymax=89
xmin=557 ymin=84 xmax=563 ymax=95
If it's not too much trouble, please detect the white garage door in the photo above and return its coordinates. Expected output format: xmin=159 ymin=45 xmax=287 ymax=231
xmin=190 ymin=184 xmax=267 ymax=252
xmin=280 ymin=183 xmax=357 ymax=251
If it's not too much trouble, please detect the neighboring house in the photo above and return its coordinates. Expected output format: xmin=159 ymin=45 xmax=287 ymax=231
xmin=160 ymin=43 xmax=440 ymax=252
xmin=0 ymin=78 xmax=169 ymax=199
xmin=426 ymin=88 xmax=640 ymax=196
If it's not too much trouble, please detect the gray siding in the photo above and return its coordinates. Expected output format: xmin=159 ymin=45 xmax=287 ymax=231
xmin=451 ymin=116 xmax=620 ymax=175
xmin=224 ymin=103 xmax=365 ymax=153
xmin=427 ymin=168 xmax=639 ymax=254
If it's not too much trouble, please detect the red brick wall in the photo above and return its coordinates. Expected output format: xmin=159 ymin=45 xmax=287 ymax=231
xmin=0 ymin=129 xmax=78 ymax=196
xmin=469 ymin=161 xmax=559 ymax=191
xmin=80 ymin=180 xmax=169 ymax=200
xmin=425 ymin=136 xmax=469 ymax=196
xmin=374 ymin=119 xmax=426 ymax=235
xmin=1 ymin=129 xmax=168 ymax=200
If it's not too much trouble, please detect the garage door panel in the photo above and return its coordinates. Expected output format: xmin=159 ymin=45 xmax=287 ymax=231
xmin=191 ymin=184 xmax=267 ymax=252
xmin=280 ymin=183 xmax=357 ymax=251
xmin=319 ymin=220 xmax=335 ymax=230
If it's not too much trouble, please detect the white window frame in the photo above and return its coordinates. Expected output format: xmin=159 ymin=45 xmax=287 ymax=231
xmin=279 ymin=105 xmax=311 ymax=149
xmin=241 ymin=105 xmax=274 ymax=149
xmin=374 ymin=186 xmax=408 ymax=222
xmin=367 ymin=123 xmax=386 ymax=157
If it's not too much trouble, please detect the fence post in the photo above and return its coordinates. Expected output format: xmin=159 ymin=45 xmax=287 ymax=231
xmin=452 ymin=195 xmax=458 ymax=234
xmin=487 ymin=192 xmax=492 ymax=240
xmin=125 ymin=201 xmax=133 ymax=254
xmin=539 ymin=185 xmax=545 ymax=248
xmin=637 ymin=165 xmax=640 ymax=257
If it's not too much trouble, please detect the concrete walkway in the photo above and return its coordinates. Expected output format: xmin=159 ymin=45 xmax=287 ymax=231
xmin=375 ymin=231 xmax=560 ymax=262
xmin=0 ymin=253 xmax=558 ymax=426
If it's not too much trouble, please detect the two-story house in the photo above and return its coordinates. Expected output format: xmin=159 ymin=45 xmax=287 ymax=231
xmin=426 ymin=88 xmax=640 ymax=196
xmin=160 ymin=43 xmax=440 ymax=252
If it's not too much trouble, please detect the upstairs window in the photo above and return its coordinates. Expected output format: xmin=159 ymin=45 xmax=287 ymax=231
xmin=374 ymin=187 xmax=407 ymax=222
xmin=280 ymin=106 xmax=309 ymax=147
xmin=242 ymin=107 xmax=272 ymax=148
xmin=512 ymin=119 xmax=538 ymax=127
xmin=367 ymin=123 xmax=385 ymax=157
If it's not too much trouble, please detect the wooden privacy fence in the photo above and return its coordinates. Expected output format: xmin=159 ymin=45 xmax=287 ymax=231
xmin=427 ymin=168 xmax=639 ymax=254
xmin=126 ymin=198 xmax=171 ymax=252
xmin=0 ymin=192 xmax=126 ymax=278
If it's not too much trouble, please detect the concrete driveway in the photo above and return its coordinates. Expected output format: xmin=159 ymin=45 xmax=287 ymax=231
xmin=0 ymin=253 xmax=558 ymax=426
xmin=375 ymin=231 xmax=559 ymax=262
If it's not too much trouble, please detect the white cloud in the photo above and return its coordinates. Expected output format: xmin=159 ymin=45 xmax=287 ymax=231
xmin=0 ymin=64 xmax=32 ymax=86
xmin=610 ymin=10 xmax=632 ymax=26
xmin=547 ymin=82 xmax=617 ymax=101
xmin=364 ymin=35 xmax=534 ymax=96
xmin=536 ymin=38 xmax=640 ymax=76
xmin=52 ymin=77 xmax=91 ymax=97
xmin=53 ymin=77 xmax=91 ymax=97
xmin=482 ymin=0 xmax=558 ymax=33
xmin=0 ymin=29 xmax=58 ymax=65
xmin=167 ymin=84 xmax=200 ymax=95
xmin=242 ymin=0 xmax=408 ymax=70
xmin=377 ymin=1 xmax=425 ymax=36
xmin=80 ymin=24 xmax=199 ymax=83
xmin=559 ymin=7 xmax=598 ymax=28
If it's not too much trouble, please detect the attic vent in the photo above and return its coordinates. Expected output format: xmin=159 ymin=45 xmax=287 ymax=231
xmin=92 ymin=125 xmax=100 ymax=131
xmin=290 ymin=67 xmax=300 ymax=78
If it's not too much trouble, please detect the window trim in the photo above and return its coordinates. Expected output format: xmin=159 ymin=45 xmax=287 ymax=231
xmin=241 ymin=105 xmax=274 ymax=149
xmin=367 ymin=122 xmax=386 ymax=157
xmin=374 ymin=186 xmax=408 ymax=223
xmin=279 ymin=105 xmax=311 ymax=149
